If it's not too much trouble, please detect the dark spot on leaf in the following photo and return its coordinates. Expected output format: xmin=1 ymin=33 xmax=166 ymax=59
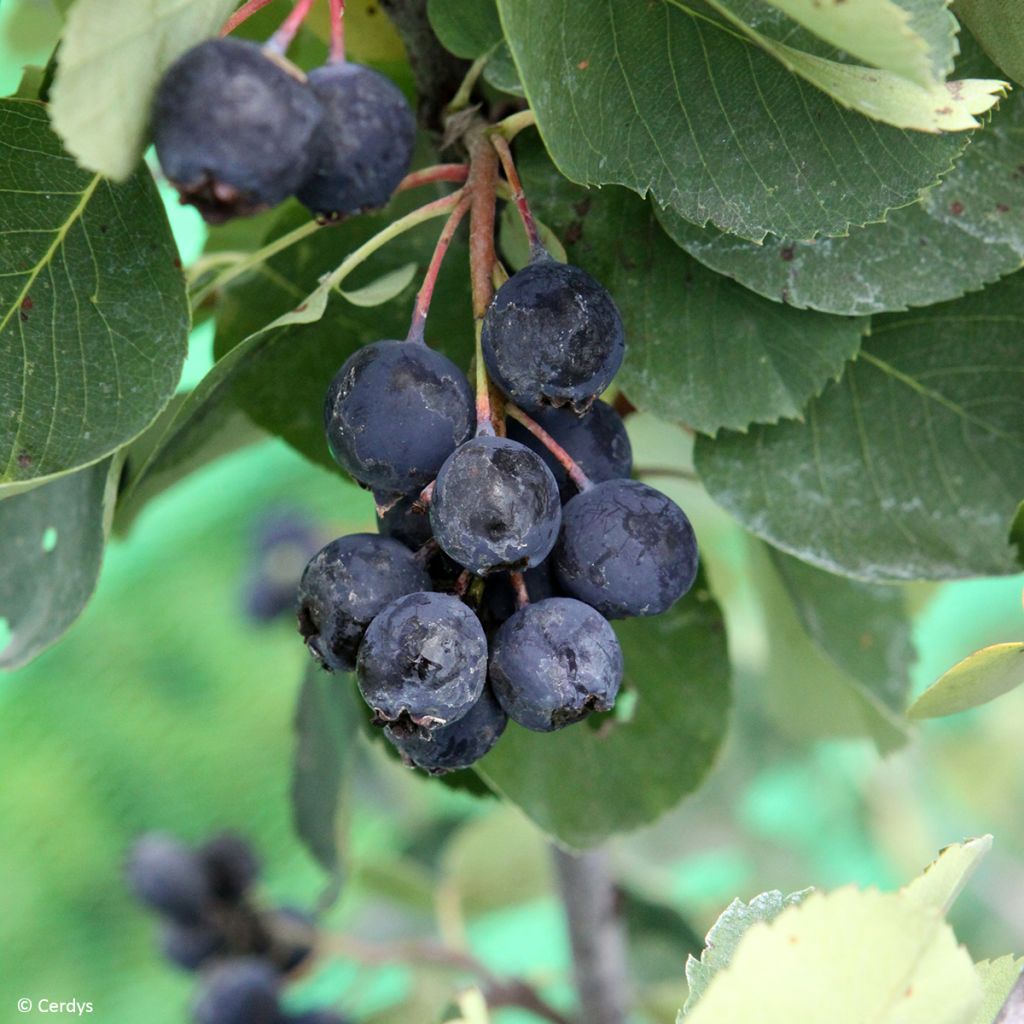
xmin=366 ymin=2 xmax=377 ymax=12
xmin=99 ymin=224 xmax=108 ymax=234
xmin=859 ymin=632 xmax=875 ymax=649
xmin=173 ymin=256 xmax=182 ymax=269
xmin=16 ymin=452 xmax=32 ymax=468
xmin=904 ymin=987 xmax=913 ymax=998
xmin=295 ymin=303 xmax=307 ymax=312
xmin=19 ymin=296 xmax=32 ymax=321
xmin=577 ymin=59 xmax=589 ymax=70
xmin=780 ymin=245 xmax=795 ymax=262
xmin=573 ymin=198 xmax=592 ymax=218
xmin=780 ymin=287 xmax=790 ymax=304
xmin=564 ymin=221 xmax=584 ymax=245
xmin=935 ymin=106 xmax=953 ymax=116
xmin=997 ymin=203 xmax=1010 ymax=213
xmin=950 ymin=201 xmax=964 ymax=215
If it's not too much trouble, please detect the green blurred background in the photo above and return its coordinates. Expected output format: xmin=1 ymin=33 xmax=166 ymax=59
xmin=2 ymin=3 xmax=1024 ymax=1022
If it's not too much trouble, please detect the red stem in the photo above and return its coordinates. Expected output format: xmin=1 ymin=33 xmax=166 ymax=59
xmin=407 ymin=193 xmax=471 ymax=344
xmin=397 ymin=164 xmax=470 ymax=193
xmin=506 ymin=405 xmax=592 ymax=492
xmin=265 ymin=0 xmax=317 ymax=55
xmin=416 ymin=480 xmax=435 ymax=510
xmin=221 ymin=0 xmax=275 ymax=35
xmin=491 ymin=134 xmax=544 ymax=259
xmin=510 ymin=571 xmax=530 ymax=609
xmin=329 ymin=0 xmax=346 ymax=63
xmin=453 ymin=570 xmax=472 ymax=598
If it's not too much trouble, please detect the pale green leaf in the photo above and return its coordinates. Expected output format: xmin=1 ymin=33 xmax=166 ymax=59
xmin=478 ymin=582 xmax=730 ymax=848
xmin=0 ymin=456 xmax=119 ymax=670
xmin=956 ymin=0 xmax=1024 ymax=85
xmin=902 ymin=836 xmax=994 ymax=913
xmin=683 ymin=887 xmax=982 ymax=1024
xmin=683 ymin=890 xmax=810 ymax=1014
xmin=656 ymin=69 xmax=1024 ymax=316
xmin=974 ymin=957 xmax=1024 ymax=1024
xmin=695 ymin=272 xmax=1024 ymax=582
xmin=0 ymin=100 xmax=188 ymax=491
xmin=505 ymin=137 xmax=866 ymax=435
xmin=50 ymin=0 xmax=237 ymax=179
xmin=758 ymin=0 xmax=951 ymax=86
xmin=339 ymin=262 xmax=418 ymax=308
xmin=909 ymin=645 xmax=1024 ymax=719
xmin=496 ymin=0 xmax=969 ymax=242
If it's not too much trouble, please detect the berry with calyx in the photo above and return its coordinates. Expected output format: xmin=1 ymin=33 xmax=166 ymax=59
xmin=193 ymin=959 xmax=280 ymax=1024
xmin=489 ymin=598 xmax=623 ymax=731
xmin=297 ymin=534 xmax=431 ymax=672
xmin=125 ymin=833 xmax=211 ymax=925
xmin=356 ymin=592 xmax=487 ymax=731
xmin=160 ymin=921 xmax=225 ymax=972
xmin=325 ymin=341 xmax=474 ymax=494
xmin=385 ymin=684 xmax=507 ymax=774
xmin=152 ymin=38 xmax=322 ymax=224
xmin=430 ymin=436 xmax=561 ymax=575
xmin=507 ymin=399 xmax=633 ymax=502
xmin=297 ymin=63 xmax=415 ymax=221
xmin=481 ymin=257 xmax=625 ymax=413
xmin=198 ymin=832 xmax=261 ymax=904
xmin=554 ymin=479 xmax=698 ymax=619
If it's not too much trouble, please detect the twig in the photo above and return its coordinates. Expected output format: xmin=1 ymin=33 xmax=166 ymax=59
xmin=490 ymin=133 xmax=543 ymax=258
xmin=221 ymin=0 xmax=275 ymax=36
xmin=492 ymin=109 xmax=538 ymax=141
xmin=552 ymin=847 xmax=630 ymax=1024
xmin=505 ymin=405 xmax=591 ymax=492
xmin=397 ymin=164 xmax=470 ymax=192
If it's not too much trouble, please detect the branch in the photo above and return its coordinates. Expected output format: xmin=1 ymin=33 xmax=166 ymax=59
xmin=552 ymin=847 xmax=630 ymax=1024
xmin=376 ymin=0 xmax=470 ymax=132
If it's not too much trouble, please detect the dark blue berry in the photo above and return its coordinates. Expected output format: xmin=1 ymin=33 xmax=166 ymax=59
xmin=325 ymin=341 xmax=474 ymax=494
xmin=193 ymin=959 xmax=280 ymax=1024
xmin=430 ymin=436 xmax=561 ymax=575
xmin=506 ymin=399 xmax=632 ymax=503
xmin=160 ymin=921 xmax=225 ymax=971
xmin=297 ymin=63 xmax=415 ymax=221
xmin=153 ymin=39 xmax=322 ymax=223
xmin=199 ymin=833 xmax=260 ymax=904
xmin=298 ymin=534 xmax=431 ymax=672
xmin=385 ymin=684 xmax=507 ymax=773
xmin=489 ymin=598 xmax=623 ymax=731
xmin=356 ymin=592 xmax=487 ymax=730
xmin=481 ymin=257 xmax=625 ymax=413
xmin=125 ymin=833 xmax=211 ymax=925
xmin=554 ymin=480 xmax=698 ymax=619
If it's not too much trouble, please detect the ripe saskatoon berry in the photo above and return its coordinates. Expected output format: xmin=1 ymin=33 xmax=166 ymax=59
xmin=430 ymin=436 xmax=561 ymax=575
xmin=385 ymin=684 xmax=508 ymax=774
xmin=554 ymin=479 xmax=698 ymax=619
xmin=507 ymin=399 xmax=633 ymax=503
xmin=125 ymin=833 xmax=211 ymax=925
xmin=489 ymin=597 xmax=623 ymax=731
xmin=297 ymin=63 xmax=415 ymax=220
xmin=193 ymin=959 xmax=280 ymax=1024
xmin=160 ymin=921 xmax=225 ymax=972
xmin=374 ymin=489 xmax=433 ymax=550
xmin=199 ymin=832 xmax=260 ymax=904
xmin=325 ymin=341 xmax=474 ymax=494
xmin=153 ymin=39 xmax=322 ymax=223
xmin=297 ymin=534 xmax=430 ymax=672
xmin=356 ymin=592 xmax=486 ymax=730
xmin=481 ymin=257 xmax=625 ymax=413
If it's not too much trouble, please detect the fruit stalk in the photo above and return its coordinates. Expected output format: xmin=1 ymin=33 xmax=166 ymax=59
xmin=329 ymin=0 xmax=346 ymax=63
xmin=396 ymin=164 xmax=470 ymax=192
xmin=490 ymin=133 xmax=543 ymax=258
xmin=552 ymin=847 xmax=630 ymax=1024
xmin=505 ymin=405 xmax=592 ymax=492
xmin=221 ymin=0 xmax=275 ymax=36
xmin=407 ymin=191 xmax=471 ymax=343
xmin=265 ymin=0 xmax=317 ymax=56
xmin=466 ymin=123 xmax=501 ymax=436
xmin=509 ymin=572 xmax=529 ymax=609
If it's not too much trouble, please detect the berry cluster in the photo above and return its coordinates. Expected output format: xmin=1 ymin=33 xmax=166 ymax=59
xmin=297 ymin=138 xmax=699 ymax=774
xmin=151 ymin=25 xmax=414 ymax=224
xmin=126 ymin=833 xmax=344 ymax=1024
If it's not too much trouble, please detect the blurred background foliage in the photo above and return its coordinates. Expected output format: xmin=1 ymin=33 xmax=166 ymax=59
xmin=2 ymin=3 xmax=1024 ymax=1023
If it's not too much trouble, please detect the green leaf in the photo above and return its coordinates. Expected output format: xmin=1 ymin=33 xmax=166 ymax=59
xmin=973 ymin=957 xmax=1024 ymax=1024
xmin=427 ymin=0 xmax=501 ymax=58
xmin=477 ymin=580 xmax=730 ymax=849
xmin=706 ymin=0 xmax=1004 ymax=133
xmin=757 ymin=0 xmax=953 ymax=86
xmin=656 ymin=53 xmax=1024 ymax=316
xmin=748 ymin=541 xmax=910 ymax=753
xmin=291 ymin=666 xmax=362 ymax=889
xmin=908 ymin=645 xmax=1024 ymax=719
xmin=0 ymin=100 xmax=188 ymax=491
xmin=1011 ymin=501 xmax=1024 ymax=566
xmin=339 ymin=262 xmax=418 ymax=308
xmin=0 ymin=456 xmax=118 ymax=670
xmin=505 ymin=137 xmax=866 ymax=434
xmin=695 ymin=272 xmax=1024 ymax=582
xmin=956 ymin=0 xmax=1024 ymax=85
xmin=211 ymin=198 xmax=473 ymax=470
xmin=683 ymin=890 xmax=809 ymax=1014
xmin=902 ymin=836 xmax=994 ymax=913
xmin=683 ymin=887 xmax=982 ymax=1024
xmin=49 ymin=0 xmax=237 ymax=180
xmin=496 ymin=0 xmax=970 ymax=242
